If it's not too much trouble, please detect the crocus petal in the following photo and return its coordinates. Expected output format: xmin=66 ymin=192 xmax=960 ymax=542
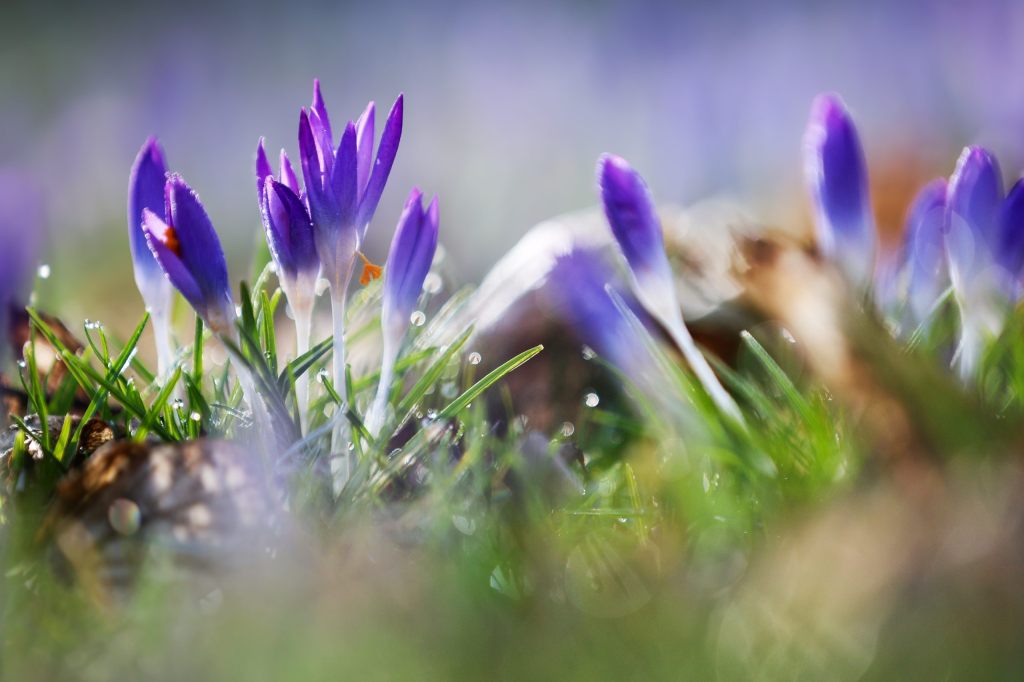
xmin=803 ymin=93 xmax=876 ymax=288
xmin=256 ymin=138 xmax=273 ymax=200
xmin=128 ymin=137 xmax=169 ymax=280
xmin=263 ymin=179 xmax=318 ymax=281
xmin=904 ymin=179 xmax=948 ymax=324
xmin=309 ymin=80 xmax=334 ymax=180
xmin=946 ymin=146 xmax=1003 ymax=290
xmin=332 ymin=121 xmax=359 ymax=231
xmin=279 ymin=149 xmax=300 ymax=195
xmin=998 ymin=178 xmax=1024 ymax=298
xmin=299 ymin=109 xmax=328 ymax=222
xmin=142 ymin=208 xmax=204 ymax=311
xmin=597 ymin=154 xmax=675 ymax=303
xmin=355 ymin=101 xmax=376 ymax=199
xmin=164 ymin=175 xmax=234 ymax=328
xmin=261 ymin=178 xmax=294 ymax=275
xmin=548 ymin=249 xmax=658 ymax=380
xmin=383 ymin=189 xmax=439 ymax=332
xmin=356 ymin=94 xmax=404 ymax=237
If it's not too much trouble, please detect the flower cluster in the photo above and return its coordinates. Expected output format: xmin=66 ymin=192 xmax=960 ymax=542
xmin=127 ymin=80 xmax=437 ymax=441
xmin=803 ymin=92 xmax=1024 ymax=376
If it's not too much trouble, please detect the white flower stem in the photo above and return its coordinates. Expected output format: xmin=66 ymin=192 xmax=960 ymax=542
xmin=366 ymin=337 xmax=397 ymax=438
xmin=329 ymin=290 xmax=350 ymax=484
xmin=151 ymin=305 xmax=175 ymax=383
xmin=292 ymin=301 xmax=313 ymax=434
xmin=665 ymin=317 xmax=745 ymax=427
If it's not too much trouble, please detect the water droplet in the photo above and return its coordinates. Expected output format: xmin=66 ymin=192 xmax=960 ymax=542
xmin=581 ymin=346 xmax=596 ymax=361
xmin=422 ymin=272 xmax=443 ymax=294
xmin=560 ymin=421 xmax=575 ymax=438
xmin=441 ymin=382 xmax=458 ymax=399
xmin=189 ymin=411 xmax=202 ymax=421
xmin=452 ymin=514 xmax=476 ymax=535
xmin=409 ymin=310 xmax=426 ymax=327
xmin=36 ymin=264 xmax=50 ymax=279
xmin=234 ymin=305 xmax=243 ymax=317
xmin=108 ymin=498 xmax=141 ymax=535
xmin=468 ymin=352 xmax=482 ymax=365
xmin=434 ymin=245 xmax=447 ymax=264
xmin=584 ymin=392 xmax=600 ymax=408
xmin=780 ymin=328 xmax=796 ymax=344
xmin=317 ymin=369 xmax=329 ymax=384
xmin=16 ymin=360 xmax=26 ymax=369
xmin=172 ymin=398 xmax=185 ymax=410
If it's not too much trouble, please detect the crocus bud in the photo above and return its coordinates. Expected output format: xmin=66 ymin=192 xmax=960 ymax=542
xmin=260 ymin=178 xmax=319 ymax=291
xmin=381 ymin=189 xmax=439 ymax=340
xmin=142 ymin=175 xmax=235 ymax=335
xmin=597 ymin=154 xmax=744 ymax=425
xmin=998 ymin=178 xmax=1024 ymax=299
xmin=803 ymin=93 xmax=877 ymax=289
xmin=597 ymin=154 xmax=677 ymax=325
xmin=366 ymin=189 xmax=439 ymax=436
xmin=903 ymin=179 xmax=948 ymax=326
xmin=945 ymin=146 xmax=1007 ymax=378
xmin=128 ymin=138 xmax=174 ymax=314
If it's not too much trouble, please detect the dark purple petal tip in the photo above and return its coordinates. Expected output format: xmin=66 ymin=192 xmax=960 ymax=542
xmin=597 ymin=153 xmax=668 ymax=283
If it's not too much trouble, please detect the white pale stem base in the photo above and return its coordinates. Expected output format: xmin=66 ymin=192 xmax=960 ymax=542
xmin=365 ymin=346 xmax=396 ymax=439
xmin=292 ymin=303 xmax=313 ymax=435
xmin=151 ymin=306 xmax=175 ymax=382
xmin=665 ymin=317 xmax=745 ymax=427
xmin=329 ymin=291 xmax=351 ymax=488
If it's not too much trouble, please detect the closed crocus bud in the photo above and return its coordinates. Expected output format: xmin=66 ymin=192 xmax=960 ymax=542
xmin=946 ymin=146 xmax=1003 ymax=293
xmin=903 ymin=179 xmax=948 ymax=327
xmin=128 ymin=138 xmax=176 ymax=378
xmin=997 ymin=177 xmax=1024 ymax=299
xmin=142 ymin=175 xmax=236 ymax=335
xmin=597 ymin=154 xmax=743 ymax=425
xmin=803 ymin=93 xmax=877 ymax=290
xmin=366 ymin=189 xmax=439 ymax=436
xmin=381 ymin=190 xmax=439 ymax=341
xmin=0 ymin=170 xmax=43 ymax=367
xmin=945 ymin=146 xmax=1007 ymax=378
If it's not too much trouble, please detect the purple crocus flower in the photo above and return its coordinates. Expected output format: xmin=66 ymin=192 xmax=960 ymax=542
xmin=597 ymin=154 xmax=744 ymax=425
xmin=128 ymin=138 xmax=176 ymax=378
xmin=945 ymin=146 xmax=1010 ymax=377
xmin=296 ymin=80 xmax=403 ymax=415
xmin=903 ymin=179 xmax=949 ymax=327
xmin=803 ymin=93 xmax=877 ymax=289
xmin=257 ymin=137 xmax=320 ymax=431
xmin=256 ymin=138 xmax=319 ymax=294
xmin=548 ymin=248 xmax=658 ymax=382
xmin=298 ymin=80 xmax=404 ymax=290
xmin=366 ymin=189 xmax=439 ymax=436
xmin=997 ymin=177 xmax=1024 ymax=298
xmin=0 ymin=170 xmax=42 ymax=367
xmin=142 ymin=175 xmax=236 ymax=336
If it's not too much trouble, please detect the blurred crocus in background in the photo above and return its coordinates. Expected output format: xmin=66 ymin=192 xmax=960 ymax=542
xmin=128 ymin=138 xmax=176 ymax=381
xmin=945 ymin=147 xmax=1014 ymax=377
xmin=297 ymin=81 xmax=403 ymax=412
xmin=902 ymin=178 xmax=949 ymax=329
xmin=257 ymin=139 xmax=319 ymax=431
xmin=597 ymin=153 xmax=744 ymax=424
xmin=365 ymin=189 xmax=439 ymax=436
xmin=0 ymin=170 xmax=43 ymax=368
xmin=803 ymin=93 xmax=877 ymax=291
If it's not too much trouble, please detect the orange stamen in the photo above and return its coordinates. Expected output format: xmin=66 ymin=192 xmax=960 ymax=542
xmin=161 ymin=223 xmax=182 ymax=257
xmin=358 ymin=251 xmax=383 ymax=286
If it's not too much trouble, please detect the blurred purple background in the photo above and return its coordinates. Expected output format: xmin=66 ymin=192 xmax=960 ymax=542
xmin=2 ymin=0 xmax=1023 ymax=329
